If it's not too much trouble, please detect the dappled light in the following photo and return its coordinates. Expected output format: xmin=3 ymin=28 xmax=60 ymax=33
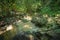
xmin=24 ymin=16 xmax=32 ymax=21
xmin=0 ymin=0 xmax=60 ymax=40
xmin=24 ymin=25 xmax=32 ymax=29
xmin=6 ymin=25 xmax=13 ymax=31
xmin=47 ymin=18 xmax=53 ymax=23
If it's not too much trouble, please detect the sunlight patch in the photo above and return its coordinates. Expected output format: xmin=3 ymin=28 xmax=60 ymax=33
xmin=6 ymin=25 xmax=13 ymax=31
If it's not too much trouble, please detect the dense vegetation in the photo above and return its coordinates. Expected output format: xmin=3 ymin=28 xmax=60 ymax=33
xmin=0 ymin=0 xmax=60 ymax=40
